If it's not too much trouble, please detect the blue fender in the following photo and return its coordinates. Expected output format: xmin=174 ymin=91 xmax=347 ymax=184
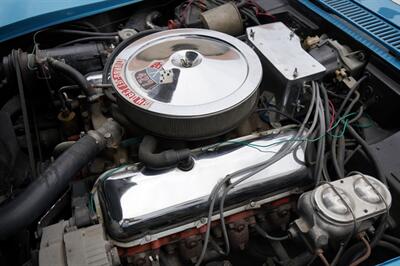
xmin=0 ymin=0 xmax=142 ymax=42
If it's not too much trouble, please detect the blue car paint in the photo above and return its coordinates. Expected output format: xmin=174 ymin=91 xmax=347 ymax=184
xmin=354 ymin=0 xmax=400 ymax=26
xmin=378 ymin=256 xmax=400 ymax=265
xmin=0 ymin=0 xmax=142 ymax=42
xmin=314 ymin=0 xmax=400 ymax=58
xmin=299 ymin=0 xmax=400 ymax=71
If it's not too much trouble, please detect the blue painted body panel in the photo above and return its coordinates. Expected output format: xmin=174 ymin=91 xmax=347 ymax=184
xmin=0 ymin=0 xmax=142 ymax=42
xmin=378 ymin=256 xmax=400 ymax=265
xmin=354 ymin=0 xmax=400 ymax=26
xmin=315 ymin=0 xmax=400 ymax=57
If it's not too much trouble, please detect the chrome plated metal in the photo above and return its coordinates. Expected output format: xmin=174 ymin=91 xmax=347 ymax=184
xmin=109 ymin=29 xmax=262 ymax=139
xmin=247 ymin=22 xmax=325 ymax=83
xmin=111 ymin=28 xmax=262 ymax=116
xmin=85 ymin=72 xmax=103 ymax=85
xmin=97 ymin=129 xmax=310 ymax=242
xmin=107 ymin=189 xmax=298 ymax=248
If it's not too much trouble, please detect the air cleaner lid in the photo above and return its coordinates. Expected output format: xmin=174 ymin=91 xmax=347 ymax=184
xmin=110 ymin=29 xmax=262 ymax=117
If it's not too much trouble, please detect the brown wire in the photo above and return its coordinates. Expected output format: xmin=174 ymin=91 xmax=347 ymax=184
xmin=350 ymin=235 xmax=371 ymax=266
xmin=316 ymin=249 xmax=330 ymax=266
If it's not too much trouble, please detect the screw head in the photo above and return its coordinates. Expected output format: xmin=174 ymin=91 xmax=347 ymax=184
xmin=249 ymin=29 xmax=255 ymax=39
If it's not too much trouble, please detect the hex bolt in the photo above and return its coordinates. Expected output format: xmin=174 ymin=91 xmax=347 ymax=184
xmin=104 ymin=132 xmax=112 ymax=139
xmin=144 ymin=235 xmax=152 ymax=242
xmin=293 ymin=68 xmax=298 ymax=78
xmin=186 ymin=240 xmax=197 ymax=248
xmin=249 ymin=29 xmax=255 ymax=40
xmin=278 ymin=210 xmax=289 ymax=217
xmin=236 ymin=224 xmax=245 ymax=232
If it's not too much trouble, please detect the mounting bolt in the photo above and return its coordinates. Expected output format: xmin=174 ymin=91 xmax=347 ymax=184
xmin=293 ymin=67 xmax=298 ymax=78
xmin=249 ymin=201 xmax=256 ymax=208
xmin=249 ymin=29 xmax=255 ymax=40
xmin=144 ymin=235 xmax=152 ymax=242
xmin=272 ymin=129 xmax=280 ymax=135
xmin=104 ymin=132 xmax=112 ymax=139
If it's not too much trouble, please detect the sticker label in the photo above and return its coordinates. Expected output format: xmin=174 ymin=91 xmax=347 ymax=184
xmin=111 ymin=59 xmax=153 ymax=108
xmin=134 ymin=61 xmax=169 ymax=90
xmin=133 ymin=61 xmax=180 ymax=103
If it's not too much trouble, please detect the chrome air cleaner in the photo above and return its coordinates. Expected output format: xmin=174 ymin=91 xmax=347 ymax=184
xmin=109 ymin=29 xmax=262 ymax=139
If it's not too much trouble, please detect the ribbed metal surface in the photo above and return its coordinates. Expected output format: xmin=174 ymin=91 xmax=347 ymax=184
xmin=317 ymin=0 xmax=400 ymax=57
xmin=299 ymin=0 xmax=400 ymax=71
xmin=64 ymin=225 xmax=111 ymax=266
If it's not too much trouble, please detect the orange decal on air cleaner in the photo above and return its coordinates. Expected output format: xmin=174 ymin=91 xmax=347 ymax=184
xmin=111 ymin=59 xmax=153 ymax=108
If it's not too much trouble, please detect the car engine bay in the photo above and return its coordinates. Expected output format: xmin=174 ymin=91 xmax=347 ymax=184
xmin=0 ymin=0 xmax=400 ymax=265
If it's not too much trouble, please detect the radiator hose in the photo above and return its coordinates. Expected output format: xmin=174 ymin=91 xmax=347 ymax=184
xmin=0 ymin=119 xmax=122 ymax=239
xmin=139 ymin=135 xmax=194 ymax=170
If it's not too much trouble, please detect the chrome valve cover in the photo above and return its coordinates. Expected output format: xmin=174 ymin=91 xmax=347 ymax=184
xmin=96 ymin=130 xmax=310 ymax=245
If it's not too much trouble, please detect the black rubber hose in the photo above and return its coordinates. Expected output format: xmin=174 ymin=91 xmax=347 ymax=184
xmin=145 ymin=11 xmax=162 ymax=29
xmin=47 ymin=57 xmax=94 ymax=97
xmin=382 ymin=234 xmax=400 ymax=246
xmin=253 ymin=224 xmax=289 ymax=241
xmin=139 ymin=135 xmax=192 ymax=170
xmin=0 ymin=120 xmax=121 ymax=239
xmin=377 ymin=240 xmax=400 ymax=254
xmin=56 ymin=36 xmax=118 ymax=48
xmin=338 ymin=241 xmax=364 ymax=266
xmin=340 ymin=239 xmax=400 ymax=266
xmin=72 ymin=21 xmax=100 ymax=32
xmin=347 ymin=125 xmax=385 ymax=184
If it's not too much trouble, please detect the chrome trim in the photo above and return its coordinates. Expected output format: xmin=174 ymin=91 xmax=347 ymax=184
xmin=97 ymin=129 xmax=310 ymax=243
xmin=111 ymin=28 xmax=262 ymax=116
xmin=109 ymin=189 xmax=302 ymax=248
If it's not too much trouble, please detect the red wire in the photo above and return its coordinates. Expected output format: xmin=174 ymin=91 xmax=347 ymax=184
xmin=328 ymin=100 xmax=336 ymax=129
xmin=180 ymin=0 xmax=193 ymax=25
xmin=246 ymin=0 xmax=276 ymax=20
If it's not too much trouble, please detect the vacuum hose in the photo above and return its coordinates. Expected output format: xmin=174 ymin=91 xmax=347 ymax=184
xmin=0 ymin=119 xmax=122 ymax=239
xmin=47 ymin=57 xmax=95 ymax=97
xmin=139 ymin=135 xmax=193 ymax=170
